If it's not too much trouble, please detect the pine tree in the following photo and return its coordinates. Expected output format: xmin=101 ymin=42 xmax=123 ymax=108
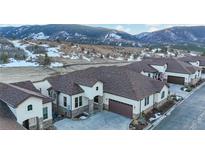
xmin=44 ymin=53 xmax=51 ymax=65
xmin=0 ymin=53 xmax=8 ymax=64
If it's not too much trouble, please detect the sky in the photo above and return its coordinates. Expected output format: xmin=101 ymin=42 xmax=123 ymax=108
xmin=88 ymin=24 xmax=198 ymax=35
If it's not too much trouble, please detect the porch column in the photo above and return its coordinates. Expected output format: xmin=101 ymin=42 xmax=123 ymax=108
xmin=88 ymin=99 xmax=94 ymax=114
xmin=37 ymin=117 xmax=43 ymax=130
xmin=98 ymin=96 xmax=103 ymax=112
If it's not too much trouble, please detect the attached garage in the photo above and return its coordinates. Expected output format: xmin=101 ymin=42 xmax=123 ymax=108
xmin=167 ymin=76 xmax=185 ymax=85
xmin=109 ymin=99 xmax=133 ymax=118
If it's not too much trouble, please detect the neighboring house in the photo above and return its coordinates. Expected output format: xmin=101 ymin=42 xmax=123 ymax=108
xmin=179 ymin=56 xmax=205 ymax=73
xmin=34 ymin=66 xmax=169 ymax=119
xmin=122 ymin=61 xmax=165 ymax=80
xmin=0 ymin=81 xmax=53 ymax=130
xmin=136 ymin=58 xmax=202 ymax=85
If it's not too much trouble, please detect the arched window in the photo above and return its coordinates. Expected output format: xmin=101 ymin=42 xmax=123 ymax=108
xmin=27 ymin=105 xmax=33 ymax=111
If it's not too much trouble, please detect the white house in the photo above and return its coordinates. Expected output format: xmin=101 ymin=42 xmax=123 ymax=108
xmin=133 ymin=58 xmax=202 ymax=85
xmin=0 ymin=81 xmax=53 ymax=130
xmin=179 ymin=56 xmax=205 ymax=73
xmin=34 ymin=66 xmax=169 ymax=119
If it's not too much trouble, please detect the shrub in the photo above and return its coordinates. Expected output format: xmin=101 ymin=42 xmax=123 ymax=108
xmin=0 ymin=52 xmax=8 ymax=64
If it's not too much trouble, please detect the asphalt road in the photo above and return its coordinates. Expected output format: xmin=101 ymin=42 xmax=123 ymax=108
xmin=154 ymin=84 xmax=205 ymax=130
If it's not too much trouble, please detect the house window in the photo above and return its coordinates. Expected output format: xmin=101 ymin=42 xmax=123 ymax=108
xmin=79 ymin=96 xmax=82 ymax=106
xmin=144 ymin=97 xmax=149 ymax=106
xmin=27 ymin=105 xmax=33 ymax=111
xmin=96 ymin=86 xmax=99 ymax=91
xmin=148 ymin=73 xmax=151 ymax=77
xmin=75 ymin=97 xmax=78 ymax=108
xmin=161 ymin=91 xmax=165 ymax=99
xmin=63 ymin=96 xmax=67 ymax=107
xmin=43 ymin=107 xmax=48 ymax=120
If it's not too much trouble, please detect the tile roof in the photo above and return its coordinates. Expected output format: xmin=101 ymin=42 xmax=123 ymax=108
xmin=143 ymin=58 xmax=200 ymax=74
xmin=0 ymin=82 xmax=52 ymax=108
xmin=46 ymin=66 xmax=166 ymax=101
xmin=122 ymin=61 xmax=158 ymax=73
xmin=179 ymin=56 xmax=205 ymax=66
xmin=11 ymin=81 xmax=53 ymax=104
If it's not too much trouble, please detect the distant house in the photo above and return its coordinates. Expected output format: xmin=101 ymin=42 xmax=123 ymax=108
xmin=0 ymin=81 xmax=53 ymax=130
xmin=34 ymin=66 xmax=169 ymax=119
xmin=126 ymin=58 xmax=202 ymax=85
xmin=179 ymin=56 xmax=205 ymax=73
xmin=122 ymin=61 xmax=164 ymax=81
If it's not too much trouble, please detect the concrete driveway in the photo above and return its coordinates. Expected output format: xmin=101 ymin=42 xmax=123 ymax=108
xmin=54 ymin=111 xmax=131 ymax=130
xmin=169 ymin=83 xmax=190 ymax=98
xmin=155 ymin=84 xmax=205 ymax=130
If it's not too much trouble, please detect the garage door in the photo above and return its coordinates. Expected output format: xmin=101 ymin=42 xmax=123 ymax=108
xmin=167 ymin=76 xmax=185 ymax=85
xmin=109 ymin=99 xmax=133 ymax=118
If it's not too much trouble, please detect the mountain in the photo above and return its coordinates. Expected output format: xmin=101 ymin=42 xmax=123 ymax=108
xmin=135 ymin=26 xmax=205 ymax=44
xmin=0 ymin=24 xmax=137 ymax=47
xmin=1 ymin=25 xmax=205 ymax=51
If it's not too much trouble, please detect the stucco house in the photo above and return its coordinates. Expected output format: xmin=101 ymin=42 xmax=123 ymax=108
xmin=179 ymin=56 xmax=205 ymax=73
xmin=128 ymin=58 xmax=202 ymax=85
xmin=0 ymin=81 xmax=53 ymax=130
xmin=122 ymin=61 xmax=164 ymax=81
xmin=34 ymin=66 xmax=169 ymax=119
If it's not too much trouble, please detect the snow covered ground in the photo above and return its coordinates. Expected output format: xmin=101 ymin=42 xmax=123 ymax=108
xmin=46 ymin=46 xmax=62 ymax=57
xmin=50 ymin=62 xmax=63 ymax=68
xmin=11 ymin=40 xmax=37 ymax=60
xmin=29 ymin=32 xmax=49 ymax=40
xmin=0 ymin=58 xmax=38 ymax=67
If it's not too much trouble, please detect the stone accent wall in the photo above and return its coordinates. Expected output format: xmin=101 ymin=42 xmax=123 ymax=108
xmin=43 ymin=119 xmax=53 ymax=129
xmin=191 ymin=78 xmax=200 ymax=85
xmin=53 ymin=103 xmax=72 ymax=117
xmin=103 ymin=104 xmax=109 ymax=110
xmin=38 ymin=117 xmax=44 ymax=130
xmin=71 ymin=105 xmax=89 ymax=118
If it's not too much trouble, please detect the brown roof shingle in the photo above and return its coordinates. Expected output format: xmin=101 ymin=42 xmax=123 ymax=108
xmin=122 ymin=61 xmax=158 ymax=73
xmin=143 ymin=58 xmax=200 ymax=74
xmin=179 ymin=56 xmax=205 ymax=66
xmin=46 ymin=66 xmax=166 ymax=101
xmin=0 ymin=82 xmax=53 ymax=108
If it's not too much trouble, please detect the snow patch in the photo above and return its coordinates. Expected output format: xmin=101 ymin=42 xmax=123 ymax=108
xmin=29 ymin=32 xmax=49 ymax=40
xmin=0 ymin=58 xmax=38 ymax=67
xmin=47 ymin=46 xmax=62 ymax=57
xmin=10 ymin=40 xmax=36 ymax=60
xmin=50 ymin=62 xmax=63 ymax=68
xmin=82 ymin=56 xmax=91 ymax=62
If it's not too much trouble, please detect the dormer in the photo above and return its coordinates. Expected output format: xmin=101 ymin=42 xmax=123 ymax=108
xmin=150 ymin=63 xmax=167 ymax=73
xmin=78 ymin=81 xmax=103 ymax=99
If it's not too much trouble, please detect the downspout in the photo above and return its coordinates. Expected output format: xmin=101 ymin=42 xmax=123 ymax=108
xmin=70 ymin=96 xmax=72 ymax=118
xmin=139 ymin=100 xmax=142 ymax=117
xmin=56 ymin=91 xmax=60 ymax=115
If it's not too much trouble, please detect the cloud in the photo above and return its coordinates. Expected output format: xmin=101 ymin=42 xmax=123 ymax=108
xmin=115 ymin=25 xmax=131 ymax=33
xmin=148 ymin=26 xmax=159 ymax=32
